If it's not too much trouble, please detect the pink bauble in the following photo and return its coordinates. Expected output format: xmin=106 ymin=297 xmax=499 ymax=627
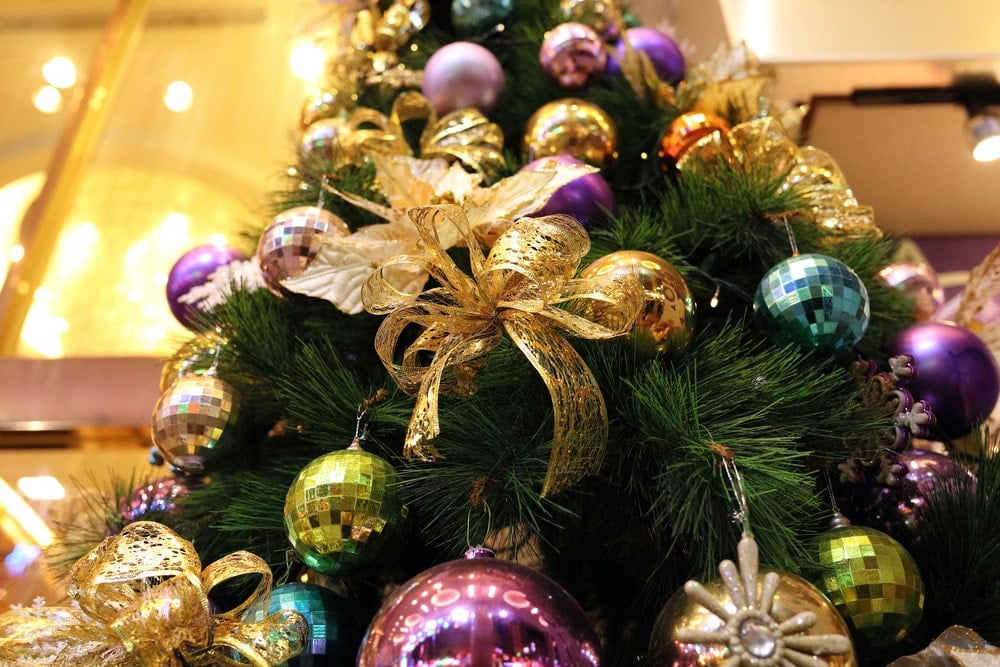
xmin=539 ymin=22 xmax=607 ymax=89
xmin=422 ymin=41 xmax=505 ymax=115
xmin=876 ymin=262 xmax=944 ymax=321
xmin=256 ymin=206 xmax=350 ymax=294
xmin=358 ymin=548 xmax=601 ymax=666
xmin=521 ymin=154 xmax=616 ymax=226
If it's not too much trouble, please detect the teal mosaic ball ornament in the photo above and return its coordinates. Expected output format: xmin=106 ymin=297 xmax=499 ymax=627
xmin=753 ymin=253 xmax=869 ymax=354
xmin=451 ymin=0 xmax=513 ymax=38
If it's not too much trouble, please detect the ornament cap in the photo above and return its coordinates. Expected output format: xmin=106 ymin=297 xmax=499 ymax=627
xmin=464 ymin=546 xmax=496 ymax=560
xmin=828 ymin=511 xmax=852 ymax=530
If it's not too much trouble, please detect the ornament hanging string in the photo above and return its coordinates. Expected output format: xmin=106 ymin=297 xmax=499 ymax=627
xmin=711 ymin=441 xmax=752 ymax=537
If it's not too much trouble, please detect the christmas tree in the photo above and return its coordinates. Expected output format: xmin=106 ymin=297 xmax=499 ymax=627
xmin=7 ymin=0 xmax=1000 ymax=665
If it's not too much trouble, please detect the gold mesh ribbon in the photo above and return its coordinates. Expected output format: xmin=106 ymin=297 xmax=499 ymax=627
xmin=678 ymin=115 xmax=882 ymax=239
xmin=0 ymin=522 xmax=308 ymax=666
xmin=344 ymin=91 xmax=505 ymax=180
xmin=362 ymin=204 xmax=645 ymax=496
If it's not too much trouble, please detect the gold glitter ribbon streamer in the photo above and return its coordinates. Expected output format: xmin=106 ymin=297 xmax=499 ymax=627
xmin=362 ymin=204 xmax=644 ymax=496
xmin=0 ymin=522 xmax=308 ymax=666
xmin=347 ymin=91 xmax=505 ymax=180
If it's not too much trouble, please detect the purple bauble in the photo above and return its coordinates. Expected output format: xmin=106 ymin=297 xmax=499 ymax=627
xmin=357 ymin=548 xmax=601 ymax=666
xmin=166 ymin=244 xmax=247 ymax=329
xmin=521 ymin=154 xmax=616 ymax=226
xmin=838 ymin=449 xmax=975 ymax=542
xmin=539 ymin=22 xmax=607 ymax=89
xmin=422 ymin=41 xmax=505 ymax=116
xmin=607 ymin=28 xmax=685 ymax=85
xmin=121 ymin=476 xmax=192 ymax=523
xmin=887 ymin=321 xmax=1000 ymax=437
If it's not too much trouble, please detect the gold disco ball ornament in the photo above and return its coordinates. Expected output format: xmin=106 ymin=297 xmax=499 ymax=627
xmin=522 ymin=98 xmax=618 ymax=167
xmin=578 ymin=250 xmax=694 ymax=359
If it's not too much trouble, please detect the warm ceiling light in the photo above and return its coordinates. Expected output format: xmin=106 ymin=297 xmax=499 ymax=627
xmin=290 ymin=39 xmax=325 ymax=80
xmin=42 ymin=56 xmax=76 ymax=88
xmin=968 ymin=113 xmax=1000 ymax=162
xmin=32 ymin=85 xmax=63 ymax=113
xmin=17 ymin=475 xmax=66 ymax=501
xmin=164 ymin=80 xmax=193 ymax=112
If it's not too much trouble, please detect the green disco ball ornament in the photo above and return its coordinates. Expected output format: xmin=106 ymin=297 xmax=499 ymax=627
xmin=806 ymin=516 xmax=924 ymax=654
xmin=451 ymin=0 xmax=513 ymax=38
xmin=284 ymin=439 xmax=407 ymax=575
xmin=753 ymin=253 xmax=869 ymax=354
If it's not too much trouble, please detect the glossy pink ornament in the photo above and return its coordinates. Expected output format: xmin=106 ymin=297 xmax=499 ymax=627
xmin=887 ymin=321 xmax=1000 ymax=437
xmin=607 ymin=27 xmax=685 ymax=85
xmin=521 ymin=154 xmax=615 ymax=226
xmin=876 ymin=262 xmax=944 ymax=321
xmin=256 ymin=206 xmax=350 ymax=295
xmin=422 ymin=41 xmax=505 ymax=116
xmin=357 ymin=548 xmax=601 ymax=667
xmin=539 ymin=22 xmax=607 ymax=89
xmin=121 ymin=476 xmax=194 ymax=523
xmin=166 ymin=244 xmax=247 ymax=329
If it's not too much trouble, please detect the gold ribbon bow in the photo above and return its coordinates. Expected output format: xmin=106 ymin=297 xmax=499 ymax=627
xmin=0 ymin=521 xmax=308 ymax=666
xmin=343 ymin=91 xmax=506 ymax=181
xmin=362 ymin=204 xmax=645 ymax=496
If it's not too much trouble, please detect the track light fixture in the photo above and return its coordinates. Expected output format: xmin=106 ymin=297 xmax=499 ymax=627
xmin=967 ymin=112 xmax=1000 ymax=162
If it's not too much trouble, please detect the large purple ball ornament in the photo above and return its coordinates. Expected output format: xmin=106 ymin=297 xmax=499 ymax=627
xmin=607 ymin=27 xmax=685 ymax=85
xmin=357 ymin=547 xmax=601 ymax=666
xmin=521 ymin=154 xmax=616 ymax=226
xmin=887 ymin=321 xmax=1000 ymax=437
xmin=540 ymin=22 xmax=607 ymax=89
xmin=166 ymin=244 xmax=247 ymax=330
xmin=422 ymin=41 xmax=505 ymax=116
xmin=837 ymin=449 xmax=975 ymax=543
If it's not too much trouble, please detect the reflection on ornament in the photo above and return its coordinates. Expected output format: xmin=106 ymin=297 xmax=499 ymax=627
xmin=166 ymin=244 xmax=247 ymax=330
xmin=358 ymin=548 xmax=601 ymax=666
xmin=151 ymin=375 xmax=244 ymax=475
xmin=520 ymin=154 xmax=615 ymax=226
xmin=876 ymin=262 xmax=944 ymax=321
xmin=284 ymin=438 xmax=407 ymax=575
xmin=649 ymin=535 xmax=855 ymax=666
xmin=659 ymin=111 xmax=730 ymax=169
xmin=451 ymin=0 xmax=513 ymax=38
xmin=523 ymin=98 xmax=618 ymax=167
xmin=540 ymin=22 xmax=607 ymax=89
xmin=421 ymin=41 xmax=505 ymax=115
xmin=807 ymin=520 xmax=924 ymax=654
xmin=887 ymin=321 xmax=1000 ymax=438
xmin=257 ymin=206 xmax=351 ymax=295
xmin=577 ymin=250 xmax=694 ymax=358
xmin=300 ymin=117 xmax=355 ymax=166
xmin=753 ymin=253 xmax=870 ymax=355
xmin=159 ymin=333 xmax=223 ymax=392
xmin=558 ymin=0 xmax=623 ymax=41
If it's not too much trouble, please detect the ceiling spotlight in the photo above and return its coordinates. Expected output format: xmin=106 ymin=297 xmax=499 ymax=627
xmin=967 ymin=113 xmax=1000 ymax=162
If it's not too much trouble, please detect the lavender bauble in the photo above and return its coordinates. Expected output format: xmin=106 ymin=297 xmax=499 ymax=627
xmin=166 ymin=244 xmax=246 ymax=330
xmin=257 ymin=206 xmax=350 ymax=295
xmin=607 ymin=27 xmax=685 ymax=85
xmin=887 ymin=321 xmax=1000 ymax=437
xmin=357 ymin=548 xmax=601 ymax=666
xmin=876 ymin=262 xmax=944 ymax=321
xmin=422 ymin=41 xmax=505 ymax=116
xmin=521 ymin=154 xmax=615 ymax=226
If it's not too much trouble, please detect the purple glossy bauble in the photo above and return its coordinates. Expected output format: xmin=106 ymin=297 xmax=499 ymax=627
xmin=166 ymin=244 xmax=246 ymax=329
xmin=357 ymin=548 xmax=601 ymax=667
xmin=422 ymin=41 xmax=505 ymax=116
xmin=838 ymin=449 xmax=975 ymax=542
xmin=607 ymin=28 xmax=685 ymax=85
xmin=521 ymin=154 xmax=616 ymax=226
xmin=121 ymin=476 xmax=192 ymax=523
xmin=539 ymin=22 xmax=607 ymax=89
xmin=887 ymin=321 xmax=1000 ymax=437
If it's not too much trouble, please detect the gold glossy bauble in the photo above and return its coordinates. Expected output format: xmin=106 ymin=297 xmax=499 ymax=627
xmin=578 ymin=250 xmax=694 ymax=358
xmin=659 ymin=111 xmax=731 ymax=169
xmin=159 ymin=335 xmax=223 ymax=392
xmin=299 ymin=88 xmax=353 ymax=131
xmin=522 ymin=98 xmax=618 ymax=167
xmin=648 ymin=569 xmax=857 ymax=667
xmin=558 ymin=0 xmax=623 ymax=41
xmin=300 ymin=117 xmax=363 ymax=167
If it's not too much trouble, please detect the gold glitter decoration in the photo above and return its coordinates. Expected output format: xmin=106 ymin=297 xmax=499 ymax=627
xmin=649 ymin=534 xmax=856 ymax=666
xmin=522 ymin=98 xmax=619 ymax=167
xmin=678 ymin=116 xmax=881 ymax=240
xmin=361 ymin=204 xmax=645 ymax=496
xmin=808 ymin=524 xmax=925 ymax=653
xmin=0 ymin=521 xmax=309 ymax=666
xmin=159 ymin=332 xmax=223 ymax=392
xmin=151 ymin=375 xmax=243 ymax=474
xmin=577 ymin=250 xmax=695 ymax=359
xmin=284 ymin=438 xmax=408 ymax=575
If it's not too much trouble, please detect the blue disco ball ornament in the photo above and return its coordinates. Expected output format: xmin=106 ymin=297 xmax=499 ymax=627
xmin=244 ymin=582 xmax=361 ymax=665
xmin=753 ymin=253 xmax=870 ymax=354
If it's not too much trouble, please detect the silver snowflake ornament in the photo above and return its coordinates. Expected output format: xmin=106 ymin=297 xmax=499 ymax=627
xmin=677 ymin=534 xmax=852 ymax=666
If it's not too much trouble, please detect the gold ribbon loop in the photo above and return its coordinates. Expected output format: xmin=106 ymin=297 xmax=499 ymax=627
xmin=0 ymin=522 xmax=308 ymax=666
xmin=362 ymin=204 xmax=645 ymax=495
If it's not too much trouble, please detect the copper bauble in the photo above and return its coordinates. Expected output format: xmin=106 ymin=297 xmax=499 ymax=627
xmin=659 ymin=111 xmax=731 ymax=169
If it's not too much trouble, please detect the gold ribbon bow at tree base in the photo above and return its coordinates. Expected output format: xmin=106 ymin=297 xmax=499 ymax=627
xmin=0 ymin=521 xmax=309 ymax=666
xmin=362 ymin=205 xmax=645 ymax=496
